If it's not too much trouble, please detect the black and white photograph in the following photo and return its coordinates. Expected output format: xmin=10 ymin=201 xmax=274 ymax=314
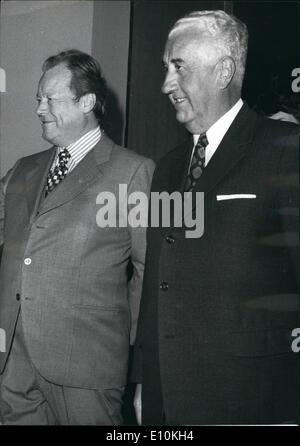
xmin=0 ymin=0 xmax=299 ymax=432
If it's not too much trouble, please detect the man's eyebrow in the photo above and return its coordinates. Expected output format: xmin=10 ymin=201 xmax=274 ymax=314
xmin=162 ymin=58 xmax=185 ymax=67
xmin=171 ymin=58 xmax=185 ymax=64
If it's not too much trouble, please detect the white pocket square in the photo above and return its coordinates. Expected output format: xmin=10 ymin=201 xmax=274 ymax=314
xmin=216 ymin=194 xmax=256 ymax=201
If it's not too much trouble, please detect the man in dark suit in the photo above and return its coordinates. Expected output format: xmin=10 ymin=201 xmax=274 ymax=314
xmin=0 ymin=50 xmax=155 ymax=424
xmin=132 ymin=10 xmax=299 ymax=425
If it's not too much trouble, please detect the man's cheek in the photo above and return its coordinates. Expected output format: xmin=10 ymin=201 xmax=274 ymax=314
xmin=55 ymin=113 xmax=64 ymax=127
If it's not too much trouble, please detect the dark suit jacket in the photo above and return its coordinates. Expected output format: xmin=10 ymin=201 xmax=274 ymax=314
xmin=0 ymin=134 xmax=155 ymax=389
xmin=132 ymin=104 xmax=299 ymax=425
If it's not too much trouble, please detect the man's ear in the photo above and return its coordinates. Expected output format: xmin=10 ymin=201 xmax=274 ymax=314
xmin=216 ymin=56 xmax=236 ymax=89
xmin=79 ymin=93 xmax=96 ymax=113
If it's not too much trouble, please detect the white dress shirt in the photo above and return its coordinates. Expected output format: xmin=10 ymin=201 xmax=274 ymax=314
xmin=191 ymin=98 xmax=244 ymax=168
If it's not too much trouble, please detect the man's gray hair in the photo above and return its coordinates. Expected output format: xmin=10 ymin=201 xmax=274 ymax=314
xmin=169 ymin=10 xmax=248 ymax=85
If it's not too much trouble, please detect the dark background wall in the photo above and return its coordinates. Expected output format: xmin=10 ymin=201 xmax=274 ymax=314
xmin=235 ymin=1 xmax=299 ymax=111
xmin=92 ymin=1 xmax=131 ymax=146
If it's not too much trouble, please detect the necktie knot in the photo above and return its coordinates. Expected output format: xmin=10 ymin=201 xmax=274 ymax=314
xmin=197 ymin=132 xmax=208 ymax=149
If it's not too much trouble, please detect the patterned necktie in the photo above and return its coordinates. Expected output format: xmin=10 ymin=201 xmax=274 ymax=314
xmin=45 ymin=148 xmax=71 ymax=195
xmin=184 ymin=132 xmax=208 ymax=192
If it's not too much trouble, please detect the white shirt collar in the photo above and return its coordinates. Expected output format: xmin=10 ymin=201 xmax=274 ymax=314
xmin=193 ymin=98 xmax=243 ymax=166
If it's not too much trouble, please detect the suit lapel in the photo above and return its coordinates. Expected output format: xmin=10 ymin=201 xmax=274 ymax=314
xmin=38 ymin=133 xmax=114 ymax=215
xmin=155 ymin=138 xmax=192 ymax=236
xmin=194 ymin=104 xmax=257 ymax=195
xmin=25 ymin=147 xmax=55 ymax=221
xmin=185 ymin=104 xmax=258 ymax=219
xmin=163 ymin=103 xmax=258 ymax=231
xmin=166 ymin=137 xmax=194 ymax=195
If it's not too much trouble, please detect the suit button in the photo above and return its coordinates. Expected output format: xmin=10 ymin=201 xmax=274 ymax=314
xmin=24 ymin=258 xmax=31 ymax=265
xmin=160 ymin=281 xmax=169 ymax=291
xmin=16 ymin=293 xmax=21 ymax=301
xmin=166 ymin=235 xmax=175 ymax=244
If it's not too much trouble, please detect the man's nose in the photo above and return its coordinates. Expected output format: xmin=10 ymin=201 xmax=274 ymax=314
xmin=161 ymin=70 xmax=177 ymax=95
xmin=36 ymin=98 xmax=49 ymax=115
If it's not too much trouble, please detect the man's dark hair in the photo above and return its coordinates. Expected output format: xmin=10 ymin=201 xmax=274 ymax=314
xmin=43 ymin=49 xmax=107 ymax=125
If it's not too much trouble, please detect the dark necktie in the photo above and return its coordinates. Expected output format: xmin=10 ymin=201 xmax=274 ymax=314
xmin=45 ymin=148 xmax=71 ymax=195
xmin=184 ymin=132 xmax=208 ymax=192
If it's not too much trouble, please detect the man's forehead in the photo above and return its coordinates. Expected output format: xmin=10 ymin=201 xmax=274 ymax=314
xmin=38 ymin=64 xmax=72 ymax=92
xmin=164 ymin=29 xmax=207 ymax=61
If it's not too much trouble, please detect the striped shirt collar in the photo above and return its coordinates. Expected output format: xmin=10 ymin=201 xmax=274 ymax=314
xmin=57 ymin=126 xmax=101 ymax=172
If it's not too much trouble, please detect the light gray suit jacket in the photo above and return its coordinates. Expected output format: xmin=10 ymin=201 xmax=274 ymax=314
xmin=0 ymin=133 xmax=155 ymax=389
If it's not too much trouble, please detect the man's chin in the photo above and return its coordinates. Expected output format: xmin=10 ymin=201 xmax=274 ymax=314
xmin=175 ymin=114 xmax=202 ymax=134
xmin=175 ymin=113 xmax=194 ymax=132
xmin=41 ymin=129 xmax=56 ymax=145
xmin=176 ymin=111 xmax=188 ymax=124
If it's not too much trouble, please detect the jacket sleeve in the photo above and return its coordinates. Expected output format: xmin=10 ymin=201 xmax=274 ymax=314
xmin=0 ymin=162 xmax=20 ymax=246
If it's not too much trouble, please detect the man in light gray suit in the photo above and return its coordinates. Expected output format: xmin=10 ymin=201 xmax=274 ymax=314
xmin=0 ymin=50 xmax=155 ymax=425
